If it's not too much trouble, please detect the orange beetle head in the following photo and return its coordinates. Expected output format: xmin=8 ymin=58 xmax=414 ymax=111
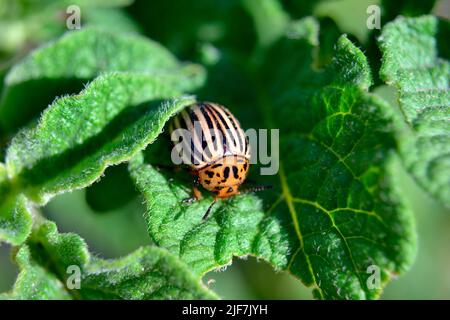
xmin=198 ymin=156 xmax=249 ymax=199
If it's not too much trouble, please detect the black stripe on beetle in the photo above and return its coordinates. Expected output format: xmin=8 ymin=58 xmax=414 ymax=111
xmin=169 ymin=102 xmax=263 ymax=219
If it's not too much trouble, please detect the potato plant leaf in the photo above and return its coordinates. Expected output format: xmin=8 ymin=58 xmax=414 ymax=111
xmin=0 ymin=27 xmax=205 ymax=131
xmin=129 ymin=152 xmax=268 ymax=273
xmin=0 ymin=246 xmax=72 ymax=300
xmin=379 ymin=16 xmax=450 ymax=205
xmin=0 ymin=27 xmax=202 ymax=245
xmin=0 ymin=0 xmax=133 ymax=57
xmin=1 ymin=221 xmax=217 ymax=300
xmin=130 ymin=19 xmax=416 ymax=299
xmin=0 ymin=162 xmax=33 ymax=245
xmin=0 ymin=193 xmax=33 ymax=246
xmin=4 ymin=27 xmax=203 ymax=89
xmin=254 ymin=32 xmax=416 ymax=299
xmin=4 ymin=73 xmax=195 ymax=206
xmin=79 ymin=246 xmax=217 ymax=300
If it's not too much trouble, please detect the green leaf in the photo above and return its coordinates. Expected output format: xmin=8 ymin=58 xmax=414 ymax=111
xmin=0 ymin=163 xmax=33 ymax=245
xmin=130 ymin=20 xmax=416 ymax=299
xmin=0 ymin=190 xmax=33 ymax=245
xmin=0 ymin=0 xmax=133 ymax=47
xmin=31 ymin=219 xmax=91 ymax=271
xmin=5 ymin=28 xmax=201 ymax=87
xmin=1 ymin=26 xmax=203 ymax=245
xmin=0 ymin=27 xmax=205 ymax=132
xmin=129 ymin=152 xmax=268 ymax=273
xmin=1 ymin=219 xmax=90 ymax=299
xmin=379 ymin=16 xmax=450 ymax=205
xmin=4 ymin=72 xmax=196 ymax=205
xmin=83 ymin=8 xmax=142 ymax=34
xmin=0 ymin=194 xmax=33 ymax=246
xmin=243 ymin=0 xmax=289 ymax=47
xmin=1 ymin=220 xmax=217 ymax=300
xmin=0 ymin=245 xmax=71 ymax=300
xmin=79 ymin=246 xmax=218 ymax=299
xmin=254 ymin=25 xmax=415 ymax=299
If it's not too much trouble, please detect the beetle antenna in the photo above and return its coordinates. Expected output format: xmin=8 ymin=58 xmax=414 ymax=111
xmin=202 ymin=200 xmax=217 ymax=221
xmin=242 ymin=185 xmax=272 ymax=194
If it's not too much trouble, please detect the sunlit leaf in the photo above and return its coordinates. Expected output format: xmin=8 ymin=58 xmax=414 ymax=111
xmin=130 ymin=19 xmax=416 ymax=299
xmin=5 ymin=72 xmax=195 ymax=205
xmin=0 ymin=27 xmax=205 ymax=131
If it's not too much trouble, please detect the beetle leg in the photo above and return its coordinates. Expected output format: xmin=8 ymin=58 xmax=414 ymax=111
xmin=240 ymin=185 xmax=273 ymax=194
xmin=192 ymin=185 xmax=203 ymax=200
xmin=182 ymin=197 xmax=197 ymax=204
xmin=202 ymin=199 xmax=217 ymax=220
xmin=182 ymin=177 xmax=203 ymax=204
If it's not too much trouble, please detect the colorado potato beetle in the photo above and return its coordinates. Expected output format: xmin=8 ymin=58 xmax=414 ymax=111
xmin=169 ymin=102 xmax=269 ymax=219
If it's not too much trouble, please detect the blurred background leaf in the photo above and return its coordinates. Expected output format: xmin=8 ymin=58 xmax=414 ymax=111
xmin=378 ymin=16 xmax=450 ymax=205
xmin=0 ymin=0 xmax=135 ymax=59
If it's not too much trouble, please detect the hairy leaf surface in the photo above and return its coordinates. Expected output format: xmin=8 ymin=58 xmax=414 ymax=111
xmin=0 ymin=28 xmax=204 ymax=131
xmin=130 ymin=19 xmax=416 ymax=299
xmin=379 ymin=16 xmax=450 ymax=205
xmin=0 ymin=246 xmax=71 ymax=300
xmin=1 ymin=221 xmax=217 ymax=300
xmin=5 ymin=72 xmax=195 ymax=205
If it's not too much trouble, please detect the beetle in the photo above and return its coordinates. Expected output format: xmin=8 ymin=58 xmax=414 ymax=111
xmin=169 ymin=102 xmax=269 ymax=220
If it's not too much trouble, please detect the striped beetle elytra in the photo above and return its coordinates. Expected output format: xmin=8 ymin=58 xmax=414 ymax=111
xmin=169 ymin=102 xmax=269 ymax=219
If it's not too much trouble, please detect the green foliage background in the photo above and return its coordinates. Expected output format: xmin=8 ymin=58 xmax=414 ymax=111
xmin=0 ymin=0 xmax=449 ymax=299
